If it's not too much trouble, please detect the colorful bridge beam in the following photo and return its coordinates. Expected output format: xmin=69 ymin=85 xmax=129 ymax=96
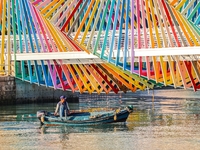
xmin=0 ymin=0 xmax=200 ymax=94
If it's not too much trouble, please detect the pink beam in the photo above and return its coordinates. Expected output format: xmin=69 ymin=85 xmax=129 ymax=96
xmin=32 ymin=0 xmax=43 ymax=5
xmin=131 ymin=0 xmax=135 ymax=73
xmin=55 ymin=0 xmax=77 ymax=27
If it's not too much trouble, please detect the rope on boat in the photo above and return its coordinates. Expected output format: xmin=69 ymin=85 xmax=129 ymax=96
xmin=114 ymin=108 xmax=121 ymax=121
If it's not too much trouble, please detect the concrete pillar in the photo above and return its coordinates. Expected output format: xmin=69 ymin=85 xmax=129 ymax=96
xmin=15 ymin=78 xmax=79 ymax=103
xmin=0 ymin=77 xmax=79 ymax=105
xmin=0 ymin=76 xmax=16 ymax=105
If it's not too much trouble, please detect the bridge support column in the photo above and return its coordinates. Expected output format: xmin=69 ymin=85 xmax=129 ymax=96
xmin=0 ymin=76 xmax=16 ymax=105
xmin=0 ymin=76 xmax=79 ymax=105
xmin=15 ymin=79 xmax=79 ymax=104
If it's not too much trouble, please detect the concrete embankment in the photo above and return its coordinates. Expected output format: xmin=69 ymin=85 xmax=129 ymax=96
xmin=0 ymin=76 xmax=16 ymax=104
xmin=1 ymin=76 xmax=200 ymax=105
xmin=0 ymin=76 xmax=79 ymax=105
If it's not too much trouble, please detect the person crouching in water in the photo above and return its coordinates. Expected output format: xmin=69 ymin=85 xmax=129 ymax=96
xmin=54 ymin=96 xmax=70 ymax=117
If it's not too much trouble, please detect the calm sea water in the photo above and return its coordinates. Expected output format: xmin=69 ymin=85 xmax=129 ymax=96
xmin=1 ymin=95 xmax=200 ymax=150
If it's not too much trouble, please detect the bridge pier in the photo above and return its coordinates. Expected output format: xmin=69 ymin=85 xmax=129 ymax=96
xmin=0 ymin=76 xmax=16 ymax=104
xmin=0 ymin=76 xmax=79 ymax=105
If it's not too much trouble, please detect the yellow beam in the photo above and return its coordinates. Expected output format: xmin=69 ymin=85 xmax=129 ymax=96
xmin=0 ymin=0 xmax=6 ymax=74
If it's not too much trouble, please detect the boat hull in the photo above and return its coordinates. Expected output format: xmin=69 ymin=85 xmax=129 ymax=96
xmin=37 ymin=106 xmax=133 ymax=126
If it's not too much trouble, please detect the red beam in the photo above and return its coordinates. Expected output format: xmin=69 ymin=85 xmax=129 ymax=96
xmin=91 ymin=64 xmax=119 ymax=94
xmin=61 ymin=0 xmax=83 ymax=31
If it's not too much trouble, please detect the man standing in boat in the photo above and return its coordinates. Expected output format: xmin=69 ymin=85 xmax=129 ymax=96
xmin=54 ymin=96 xmax=70 ymax=117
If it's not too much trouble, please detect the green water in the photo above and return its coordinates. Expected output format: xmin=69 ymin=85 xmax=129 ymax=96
xmin=1 ymin=98 xmax=200 ymax=150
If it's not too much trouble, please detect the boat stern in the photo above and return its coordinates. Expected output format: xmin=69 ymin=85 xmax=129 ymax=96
xmin=36 ymin=110 xmax=46 ymax=125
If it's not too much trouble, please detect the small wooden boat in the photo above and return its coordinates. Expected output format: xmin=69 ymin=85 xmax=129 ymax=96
xmin=37 ymin=105 xmax=133 ymax=126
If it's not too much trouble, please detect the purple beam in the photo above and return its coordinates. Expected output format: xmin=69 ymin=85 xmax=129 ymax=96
xmin=131 ymin=0 xmax=134 ymax=73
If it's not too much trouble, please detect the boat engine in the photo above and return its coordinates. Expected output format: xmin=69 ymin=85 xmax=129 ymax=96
xmin=37 ymin=110 xmax=46 ymax=118
xmin=37 ymin=110 xmax=46 ymax=125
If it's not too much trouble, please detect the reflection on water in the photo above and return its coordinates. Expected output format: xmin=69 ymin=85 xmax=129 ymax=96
xmin=40 ymin=123 xmax=129 ymax=134
xmin=1 ymin=97 xmax=200 ymax=150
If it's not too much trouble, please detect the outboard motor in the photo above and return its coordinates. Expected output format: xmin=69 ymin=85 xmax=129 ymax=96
xmin=37 ymin=110 xmax=46 ymax=126
xmin=37 ymin=110 xmax=46 ymax=118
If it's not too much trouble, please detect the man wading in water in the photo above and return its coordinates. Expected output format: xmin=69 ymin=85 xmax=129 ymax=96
xmin=54 ymin=96 xmax=70 ymax=117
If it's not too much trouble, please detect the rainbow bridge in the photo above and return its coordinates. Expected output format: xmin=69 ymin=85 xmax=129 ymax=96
xmin=0 ymin=0 xmax=200 ymax=94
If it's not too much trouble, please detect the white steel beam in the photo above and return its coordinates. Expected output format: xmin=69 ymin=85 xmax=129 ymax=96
xmin=6 ymin=46 xmax=200 ymax=63
xmin=133 ymin=47 xmax=200 ymax=56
